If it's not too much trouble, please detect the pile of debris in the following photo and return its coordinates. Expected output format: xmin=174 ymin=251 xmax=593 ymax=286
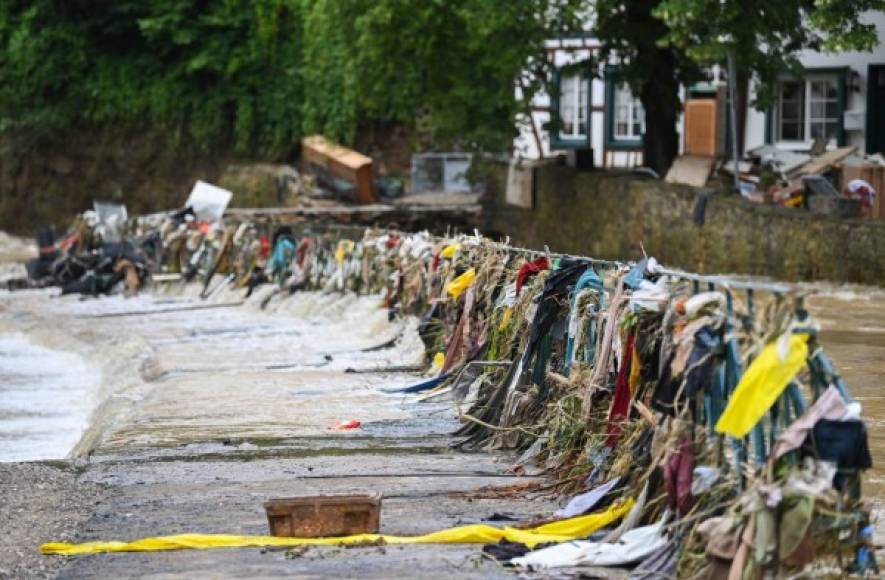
xmin=29 ymin=218 xmax=878 ymax=577
xmin=23 ymin=181 xmax=234 ymax=296
xmin=668 ymin=144 xmax=884 ymax=219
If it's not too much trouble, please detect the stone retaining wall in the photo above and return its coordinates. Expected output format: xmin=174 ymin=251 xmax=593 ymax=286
xmin=478 ymin=164 xmax=885 ymax=286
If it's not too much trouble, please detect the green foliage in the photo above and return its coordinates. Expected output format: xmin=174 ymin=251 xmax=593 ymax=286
xmin=0 ymin=0 xmax=305 ymax=153
xmin=299 ymin=0 xmax=583 ymax=151
xmin=0 ymin=0 xmax=581 ymax=155
xmin=654 ymin=0 xmax=885 ymax=108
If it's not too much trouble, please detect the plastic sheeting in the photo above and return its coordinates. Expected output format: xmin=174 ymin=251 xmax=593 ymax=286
xmin=511 ymin=521 xmax=667 ymax=569
xmin=41 ymin=499 xmax=634 ymax=556
xmin=555 ymin=477 xmax=621 ymax=519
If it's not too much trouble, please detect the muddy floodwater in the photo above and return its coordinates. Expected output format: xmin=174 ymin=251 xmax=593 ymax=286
xmin=807 ymin=288 xmax=885 ymax=514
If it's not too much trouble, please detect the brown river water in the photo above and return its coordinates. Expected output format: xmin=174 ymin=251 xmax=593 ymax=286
xmin=807 ymin=288 xmax=885 ymax=517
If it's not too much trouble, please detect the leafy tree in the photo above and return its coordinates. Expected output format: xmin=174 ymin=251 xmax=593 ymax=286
xmin=0 ymin=0 xmax=305 ymax=154
xmin=312 ymin=0 xmax=584 ymax=151
xmin=0 ymin=0 xmax=581 ymax=157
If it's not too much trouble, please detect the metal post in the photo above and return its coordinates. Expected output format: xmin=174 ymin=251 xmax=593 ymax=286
xmin=727 ymin=51 xmax=741 ymax=194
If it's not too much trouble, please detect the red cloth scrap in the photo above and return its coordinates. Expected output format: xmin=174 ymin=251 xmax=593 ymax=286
xmin=515 ymin=257 xmax=550 ymax=297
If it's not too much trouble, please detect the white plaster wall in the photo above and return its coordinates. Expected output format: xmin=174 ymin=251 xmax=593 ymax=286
xmin=744 ymin=11 xmax=885 ymax=152
xmin=515 ymin=41 xmax=686 ymax=168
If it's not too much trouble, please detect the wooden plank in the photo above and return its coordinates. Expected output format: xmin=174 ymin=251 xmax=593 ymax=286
xmin=664 ymin=155 xmax=715 ymax=188
xmin=795 ymin=146 xmax=858 ymax=176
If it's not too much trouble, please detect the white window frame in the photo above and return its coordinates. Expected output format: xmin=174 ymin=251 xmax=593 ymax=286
xmin=612 ymin=83 xmax=645 ymax=141
xmin=558 ymin=73 xmax=589 ymax=140
xmin=775 ymin=73 xmax=840 ymax=149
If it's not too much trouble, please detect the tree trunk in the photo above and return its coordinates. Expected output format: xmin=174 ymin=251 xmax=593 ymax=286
xmin=736 ymin=71 xmax=750 ymax=156
xmin=640 ymin=51 xmax=681 ymax=176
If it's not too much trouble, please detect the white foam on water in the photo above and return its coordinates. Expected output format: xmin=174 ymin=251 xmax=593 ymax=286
xmin=0 ymin=333 xmax=100 ymax=462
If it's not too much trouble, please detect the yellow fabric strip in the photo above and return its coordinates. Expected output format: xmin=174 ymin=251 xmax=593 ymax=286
xmin=41 ymin=499 xmax=633 ymax=556
xmin=334 ymin=240 xmax=355 ymax=264
xmin=715 ymin=334 xmax=809 ymax=438
xmin=440 ymin=243 xmax=462 ymax=259
xmin=628 ymin=343 xmax=641 ymax=396
xmin=445 ymin=268 xmax=476 ymax=299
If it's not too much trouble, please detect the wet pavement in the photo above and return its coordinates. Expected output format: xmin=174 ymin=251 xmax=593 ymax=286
xmin=0 ymin=286 xmax=558 ymax=579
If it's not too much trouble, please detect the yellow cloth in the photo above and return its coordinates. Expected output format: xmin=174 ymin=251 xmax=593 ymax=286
xmin=440 ymin=243 xmax=462 ymax=259
xmin=715 ymin=334 xmax=809 ymax=438
xmin=498 ymin=306 xmax=513 ymax=331
xmin=445 ymin=268 xmax=476 ymax=299
xmin=628 ymin=343 xmax=641 ymax=396
xmin=334 ymin=240 xmax=355 ymax=264
xmin=41 ymin=499 xmax=634 ymax=556
xmin=431 ymin=352 xmax=446 ymax=373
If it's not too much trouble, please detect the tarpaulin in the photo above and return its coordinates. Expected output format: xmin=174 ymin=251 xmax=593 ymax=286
xmin=41 ymin=499 xmax=634 ymax=556
xmin=445 ymin=268 xmax=476 ymax=299
xmin=715 ymin=334 xmax=809 ymax=438
xmin=511 ymin=520 xmax=666 ymax=569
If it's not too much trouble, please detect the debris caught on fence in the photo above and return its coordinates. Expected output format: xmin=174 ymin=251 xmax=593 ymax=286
xmin=32 ymin=202 xmax=877 ymax=577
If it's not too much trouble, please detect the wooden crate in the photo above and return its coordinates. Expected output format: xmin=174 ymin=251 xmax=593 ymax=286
xmin=264 ymin=493 xmax=382 ymax=538
xmin=301 ymin=135 xmax=378 ymax=205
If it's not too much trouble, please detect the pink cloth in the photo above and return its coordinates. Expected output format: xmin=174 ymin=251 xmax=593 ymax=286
xmin=772 ymin=385 xmax=848 ymax=460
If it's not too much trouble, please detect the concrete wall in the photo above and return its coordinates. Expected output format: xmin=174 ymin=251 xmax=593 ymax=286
xmin=479 ymin=164 xmax=885 ymax=286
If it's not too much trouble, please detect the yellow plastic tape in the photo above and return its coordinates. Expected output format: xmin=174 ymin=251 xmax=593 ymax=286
xmin=41 ymin=499 xmax=633 ymax=556
xmin=431 ymin=352 xmax=446 ymax=372
xmin=715 ymin=334 xmax=809 ymax=438
xmin=445 ymin=268 xmax=476 ymax=299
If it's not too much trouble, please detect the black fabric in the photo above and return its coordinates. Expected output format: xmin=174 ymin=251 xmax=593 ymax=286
xmin=683 ymin=326 xmax=719 ymax=399
xmin=481 ymin=540 xmax=533 ymax=564
xmin=245 ymin=268 xmax=266 ymax=298
xmin=520 ymin=260 xmax=590 ymax=380
xmin=652 ymin=354 xmax=680 ymax=414
xmin=630 ymin=540 xmax=681 ymax=579
xmin=692 ymin=193 xmax=709 ymax=226
xmin=801 ymin=419 xmax=873 ymax=491
xmin=652 ymin=326 xmax=720 ymax=416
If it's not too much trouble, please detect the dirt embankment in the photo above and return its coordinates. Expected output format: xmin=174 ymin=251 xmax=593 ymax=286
xmin=0 ymin=124 xmax=419 ymax=237
xmin=0 ymin=129 xmax=257 ymax=236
